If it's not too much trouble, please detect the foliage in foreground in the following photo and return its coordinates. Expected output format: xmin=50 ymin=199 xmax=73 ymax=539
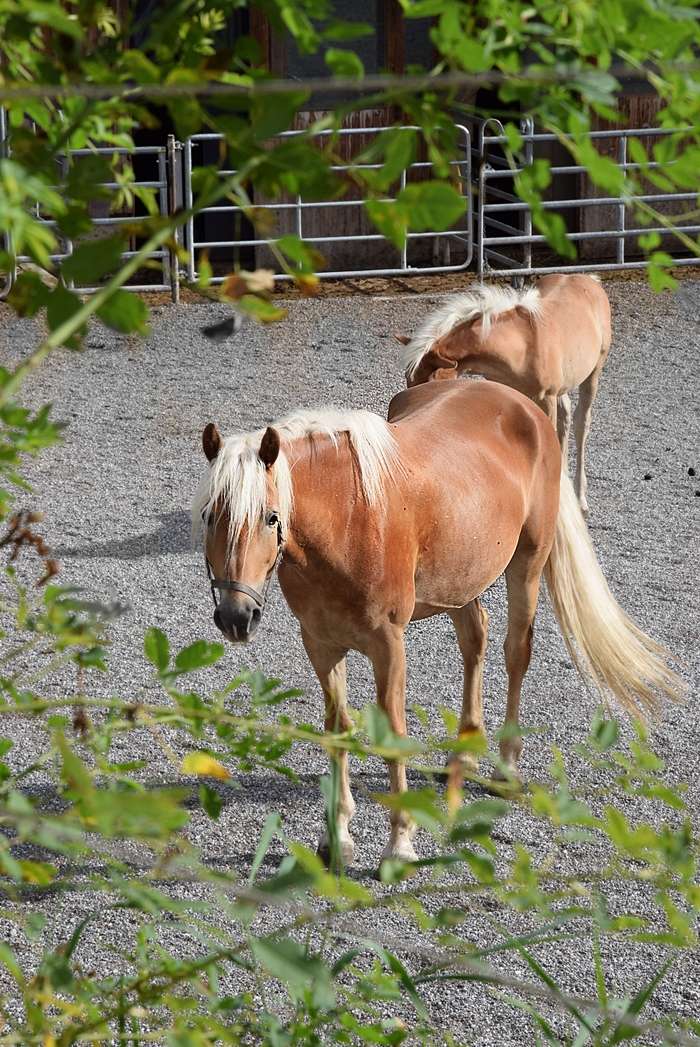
xmin=0 ymin=1 xmax=700 ymax=1042
xmin=0 ymin=559 xmax=697 ymax=1046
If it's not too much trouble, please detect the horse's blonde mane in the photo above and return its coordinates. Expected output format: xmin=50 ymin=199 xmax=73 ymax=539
xmin=402 ymin=285 xmax=546 ymax=378
xmin=192 ymin=408 xmax=401 ymax=549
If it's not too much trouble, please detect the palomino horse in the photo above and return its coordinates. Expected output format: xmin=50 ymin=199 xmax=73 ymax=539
xmin=193 ymin=382 xmax=682 ymax=867
xmin=398 ymin=274 xmax=612 ymax=516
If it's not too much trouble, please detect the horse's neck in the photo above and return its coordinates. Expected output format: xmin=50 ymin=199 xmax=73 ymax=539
xmin=281 ymin=441 xmax=355 ymax=567
xmin=445 ymin=316 xmax=532 ymax=381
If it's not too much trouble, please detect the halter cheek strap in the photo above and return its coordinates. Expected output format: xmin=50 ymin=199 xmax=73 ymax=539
xmin=205 ymin=521 xmax=284 ymax=618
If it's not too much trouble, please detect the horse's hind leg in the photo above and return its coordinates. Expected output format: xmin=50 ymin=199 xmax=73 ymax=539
xmin=447 ymin=599 xmax=489 ymax=773
xmin=300 ymin=627 xmax=355 ymax=866
xmin=494 ymin=556 xmax=543 ymax=785
xmin=573 ymin=372 xmax=599 ymax=518
xmin=557 ymin=393 xmax=572 ymax=474
xmin=368 ymin=627 xmax=418 ymax=864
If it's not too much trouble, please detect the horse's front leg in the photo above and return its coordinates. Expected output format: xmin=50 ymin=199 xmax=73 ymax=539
xmin=447 ymin=598 xmax=489 ymax=774
xmin=573 ymin=371 xmax=600 ymax=518
xmin=300 ymin=627 xmax=355 ymax=865
xmin=369 ymin=628 xmax=417 ymax=864
xmin=534 ymin=393 xmax=558 ymax=437
xmin=557 ymin=393 xmax=572 ymax=474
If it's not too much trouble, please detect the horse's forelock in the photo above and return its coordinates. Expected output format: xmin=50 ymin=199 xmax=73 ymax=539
xmin=191 ymin=433 xmax=293 ymax=553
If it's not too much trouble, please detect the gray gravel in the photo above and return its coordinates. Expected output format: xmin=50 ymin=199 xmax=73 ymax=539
xmin=0 ymin=277 xmax=698 ymax=1043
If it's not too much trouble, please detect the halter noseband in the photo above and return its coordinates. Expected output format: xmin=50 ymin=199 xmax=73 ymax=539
xmin=205 ymin=517 xmax=284 ymax=617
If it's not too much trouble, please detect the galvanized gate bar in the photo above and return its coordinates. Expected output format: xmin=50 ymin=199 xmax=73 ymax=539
xmin=0 ymin=115 xmax=173 ymax=295
xmin=475 ymin=117 xmax=700 ymax=279
xmin=183 ymin=124 xmax=472 ymax=282
xmin=0 ymin=107 xmax=12 ymax=299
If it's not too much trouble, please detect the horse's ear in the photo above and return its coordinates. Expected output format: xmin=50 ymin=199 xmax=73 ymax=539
xmin=395 ymin=333 xmax=411 ymax=346
xmin=203 ymin=423 xmax=222 ymax=461
xmin=423 ymin=348 xmax=458 ymax=374
xmin=259 ymin=426 xmax=280 ymax=469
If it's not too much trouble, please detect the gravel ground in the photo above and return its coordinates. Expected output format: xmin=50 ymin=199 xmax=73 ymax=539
xmin=0 ymin=276 xmax=698 ymax=1043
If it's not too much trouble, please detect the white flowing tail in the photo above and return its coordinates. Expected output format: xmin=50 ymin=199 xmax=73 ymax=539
xmin=543 ymin=474 xmax=687 ymax=719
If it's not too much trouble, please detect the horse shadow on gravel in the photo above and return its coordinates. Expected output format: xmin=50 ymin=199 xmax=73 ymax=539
xmin=55 ymin=510 xmax=191 ymax=560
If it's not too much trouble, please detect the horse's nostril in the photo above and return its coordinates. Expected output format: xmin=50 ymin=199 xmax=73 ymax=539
xmin=213 ymin=608 xmax=223 ymax=632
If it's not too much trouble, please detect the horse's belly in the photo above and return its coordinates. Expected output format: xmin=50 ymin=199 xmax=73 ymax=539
xmin=411 ymin=537 xmax=518 ymax=616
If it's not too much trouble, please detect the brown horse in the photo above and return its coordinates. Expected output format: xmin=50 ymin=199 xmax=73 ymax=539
xmin=193 ymin=382 xmax=683 ymax=867
xmin=398 ymin=274 xmax=612 ymax=516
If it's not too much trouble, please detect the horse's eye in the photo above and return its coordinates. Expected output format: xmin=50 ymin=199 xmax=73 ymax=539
xmin=266 ymin=510 xmax=279 ymax=529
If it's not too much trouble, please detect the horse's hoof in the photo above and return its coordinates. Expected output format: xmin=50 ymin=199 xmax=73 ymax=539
xmin=380 ymin=837 xmax=418 ymax=863
xmin=489 ymin=764 xmax=524 ymax=793
xmin=317 ymin=835 xmax=355 ymax=867
xmin=446 ymin=752 xmax=479 ymax=775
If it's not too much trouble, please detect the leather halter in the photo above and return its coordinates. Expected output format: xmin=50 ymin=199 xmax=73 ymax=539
xmin=205 ymin=517 xmax=284 ymax=617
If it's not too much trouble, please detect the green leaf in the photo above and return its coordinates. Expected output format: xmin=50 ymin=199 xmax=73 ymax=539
xmin=368 ymin=942 xmax=429 ymax=1019
xmin=174 ymin=639 xmax=225 ymax=674
xmin=46 ymin=285 xmax=86 ymax=350
xmin=400 ymin=181 xmax=467 ymax=232
xmin=65 ymin=155 xmax=114 ymax=202
xmin=237 ymin=295 xmax=287 ymax=324
xmin=648 ymin=253 xmax=677 ymax=293
xmin=5 ymin=272 xmax=52 ymax=318
xmin=250 ymin=91 xmax=309 ymax=141
xmin=324 ymin=48 xmax=364 ymax=79
xmin=249 ymin=812 xmax=285 ymax=886
xmin=277 ymin=234 xmax=327 ymax=274
xmin=95 ymin=289 xmax=150 ymax=335
xmin=455 ymin=38 xmax=490 ymax=72
xmin=364 ymin=199 xmax=407 ymax=250
xmin=376 ymin=129 xmax=418 ymax=192
xmin=56 ymin=205 xmax=93 ymax=240
xmin=199 ymin=783 xmax=223 ymax=820
xmin=144 ymin=627 xmax=170 ymax=671
xmin=61 ymin=237 xmax=125 ymax=286
xmin=0 ymin=942 xmax=24 ymax=985
xmin=587 ymin=711 xmax=619 ymax=751
xmin=251 ymin=937 xmax=335 ymax=1007
xmin=367 ymin=180 xmax=466 ymax=247
xmin=321 ymin=20 xmax=374 ymax=41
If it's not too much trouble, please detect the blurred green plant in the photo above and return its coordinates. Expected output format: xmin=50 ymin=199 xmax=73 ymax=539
xmin=1 ymin=2 xmax=700 ymax=1044
xmin=0 ymin=555 xmax=698 ymax=1045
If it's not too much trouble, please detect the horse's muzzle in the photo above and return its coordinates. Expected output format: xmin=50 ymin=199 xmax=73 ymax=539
xmin=213 ymin=600 xmax=262 ymax=643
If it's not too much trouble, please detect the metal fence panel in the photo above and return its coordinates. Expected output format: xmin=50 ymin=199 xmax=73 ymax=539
xmin=0 ymin=114 xmax=174 ymax=295
xmin=0 ymin=107 xmax=12 ymax=299
xmin=183 ymin=124 xmax=472 ymax=282
xmin=4 ymin=110 xmax=700 ymax=298
xmin=475 ymin=117 xmax=700 ymax=279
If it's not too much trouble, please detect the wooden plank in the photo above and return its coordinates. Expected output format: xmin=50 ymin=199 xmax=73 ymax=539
xmin=384 ymin=0 xmax=404 ymax=75
xmin=249 ymin=8 xmax=271 ymax=70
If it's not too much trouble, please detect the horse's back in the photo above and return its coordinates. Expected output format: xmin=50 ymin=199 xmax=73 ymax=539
xmin=388 ymin=378 xmax=557 ymax=459
xmin=538 ymin=274 xmax=611 ymax=333
xmin=388 ymin=380 xmax=561 ymax=510
xmin=386 ymin=381 xmax=561 ymax=611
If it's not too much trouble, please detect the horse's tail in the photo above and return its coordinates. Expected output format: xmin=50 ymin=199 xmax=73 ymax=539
xmin=542 ymin=474 xmax=687 ymax=719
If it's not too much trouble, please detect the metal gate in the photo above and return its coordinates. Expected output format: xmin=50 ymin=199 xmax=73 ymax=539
xmin=475 ymin=117 xmax=700 ymax=280
xmin=183 ymin=124 xmax=473 ymax=282
xmin=0 ymin=109 xmax=174 ymax=298
xmin=4 ymin=111 xmax=700 ymax=296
